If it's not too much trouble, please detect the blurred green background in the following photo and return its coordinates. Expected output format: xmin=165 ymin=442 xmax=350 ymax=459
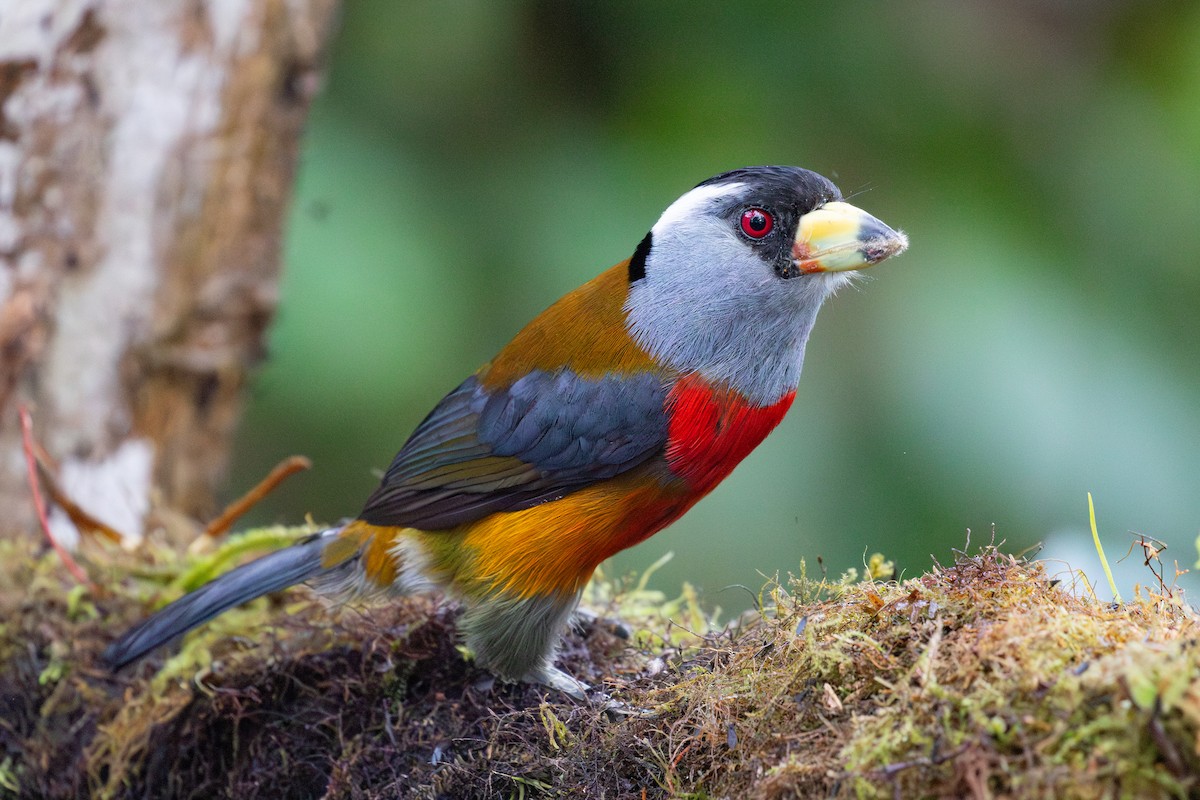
xmin=230 ymin=1 xmax=1200 ymax=609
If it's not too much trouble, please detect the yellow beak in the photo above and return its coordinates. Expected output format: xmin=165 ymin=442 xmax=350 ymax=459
xmin=792 ymin=200 xmax=908 ymax=273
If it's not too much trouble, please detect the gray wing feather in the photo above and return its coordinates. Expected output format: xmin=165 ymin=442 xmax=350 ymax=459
xmin=358 ymin=370 xmax=668 ymax=530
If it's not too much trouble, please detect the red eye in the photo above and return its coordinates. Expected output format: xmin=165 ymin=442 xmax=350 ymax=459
xmin=739 ymin=207 xmax=773 ymax=239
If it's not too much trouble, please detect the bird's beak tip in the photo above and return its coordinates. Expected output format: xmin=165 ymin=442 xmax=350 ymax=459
xmin=861 ymin=228 xmax=909 ymax=265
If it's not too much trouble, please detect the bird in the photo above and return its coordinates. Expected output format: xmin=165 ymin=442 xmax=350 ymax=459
xmin=102 ymin=165 xmax=908 ymax=698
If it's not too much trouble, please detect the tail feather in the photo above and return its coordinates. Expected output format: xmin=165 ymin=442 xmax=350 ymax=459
xmin=102 ymin=531 xmax=342 ymax=670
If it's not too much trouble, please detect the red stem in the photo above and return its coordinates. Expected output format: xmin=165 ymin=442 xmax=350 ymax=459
xmin=18 ymin=405 xmax=96 ymax=589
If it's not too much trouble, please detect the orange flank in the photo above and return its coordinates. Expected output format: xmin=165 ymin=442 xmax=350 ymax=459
xmin=482 ymin=262 xmax=661 ymax=388
xmin=439 ymin=466 xmax=690 ymax=600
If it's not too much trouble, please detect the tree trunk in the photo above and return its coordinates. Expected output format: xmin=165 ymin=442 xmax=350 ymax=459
xmin=0 ymin=0 xmax=338 ymax=538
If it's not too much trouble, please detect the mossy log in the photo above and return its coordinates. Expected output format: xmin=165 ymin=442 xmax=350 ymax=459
xmin=1 ymin=532 xmax=1196 ymax=799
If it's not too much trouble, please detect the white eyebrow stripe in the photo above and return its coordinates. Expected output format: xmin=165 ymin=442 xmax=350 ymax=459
xmin=650 ymin=182 xmax=745 ymax=237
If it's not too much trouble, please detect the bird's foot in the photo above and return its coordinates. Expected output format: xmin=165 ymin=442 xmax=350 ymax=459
xmin=526 ymin=664 xmax=591 ymax=700
xmin=524 ymin=665 xmax=654 ymax=717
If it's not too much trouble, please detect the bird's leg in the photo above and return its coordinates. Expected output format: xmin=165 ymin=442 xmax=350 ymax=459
xmin=459 ymin=589 xmax=583 ymax=692
xmin=462 ymin=590 xmax=648 ymax=711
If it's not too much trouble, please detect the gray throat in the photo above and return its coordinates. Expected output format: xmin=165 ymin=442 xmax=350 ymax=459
xmin=625 ymin=268 xmax=844 ymax=405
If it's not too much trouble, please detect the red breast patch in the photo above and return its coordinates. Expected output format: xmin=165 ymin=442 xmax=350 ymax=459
xmin=664 ymin=375 xmax=795 ymax=493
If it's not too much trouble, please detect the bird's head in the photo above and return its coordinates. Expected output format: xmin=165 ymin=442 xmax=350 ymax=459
xmin=624 ymin=165 xmax=908 ymax=404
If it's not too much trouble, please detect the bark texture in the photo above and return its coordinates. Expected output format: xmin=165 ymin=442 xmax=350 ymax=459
xmin=0 ymin=0 xmax=338 ymax=536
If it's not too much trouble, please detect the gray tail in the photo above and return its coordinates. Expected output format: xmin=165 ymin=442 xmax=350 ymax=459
xmin=102 ymin=531 xmax=337 ymax=670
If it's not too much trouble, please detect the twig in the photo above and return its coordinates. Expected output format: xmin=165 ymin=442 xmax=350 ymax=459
xmin=204 ymin=455 xmax=312 ymax=537
xmin=36 ymin=462 xmax=124 ymax=543
xmin=18 ymin=405 xmax=96 ymax=590
xmin=19 ymin=414 xmax=123 ymax=543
